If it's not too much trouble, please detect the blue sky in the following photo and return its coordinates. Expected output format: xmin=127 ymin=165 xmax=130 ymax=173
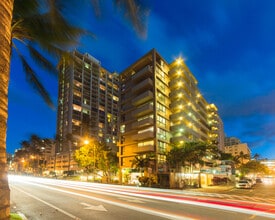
xmin=7 ymin=0 xmax=275 ymax=159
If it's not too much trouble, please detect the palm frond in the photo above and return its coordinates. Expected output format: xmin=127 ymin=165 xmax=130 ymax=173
xmin=18 ymin=53 xmax=55 ymax=109
xmin=114 ymin=0 xmax=149 ymax=38
xmin=27 ymin=44 xmax=57 ymax=76
xmin=13 ymin=0 xmax=39 ymax=19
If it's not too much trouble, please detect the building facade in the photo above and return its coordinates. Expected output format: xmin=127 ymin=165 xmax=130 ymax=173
xmin=169 ymin=58 xmax=221 ymax=147
xmin=56 ymin=51 xmax=119 ymax=172
xmin=118 ymin=49 xmax=224 ymax=178
xmin=224 ymin=143 xmax=251 ymax=158
xmin=118 ymin=50 xmax=171 ymax=176
xmin=56 ymin=49 xmax=224 ymax=177
xmin=224 ymin=137 xmax=241 ymax=146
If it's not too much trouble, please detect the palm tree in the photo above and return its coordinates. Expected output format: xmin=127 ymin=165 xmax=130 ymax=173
xmin=252 ymin=153 xmax=260 ymax=161
xmin=0 ymin=1 xmax=14 ymax=218
xmin=0 ymin=0 xmax=148 ymax=218
xmin=236 ymin=151 xmax=250 ymax=166
xmin=166 ymin=146 xmax=185 ymax=172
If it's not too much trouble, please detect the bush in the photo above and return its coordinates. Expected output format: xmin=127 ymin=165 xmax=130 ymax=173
xmin=138 ymin=176 xmax=157 ymax=187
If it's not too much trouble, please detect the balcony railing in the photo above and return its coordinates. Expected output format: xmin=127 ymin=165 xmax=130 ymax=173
xmin=132 ymin=130 xmax=154 ymax=141
xmin=132 ymin=91 xmax=153 ymax=106
xmin=131 ymin=65 xmax=152 ymax=82
xmin=132 ymin=78 xmax=153 ymax=94
xmin=132 ymin=103 xmax=154 ymax=117
xmin=132 ymin=117 xmax=154 ymax=128
xmin=133 ymin=144 xmax=154 ymax=153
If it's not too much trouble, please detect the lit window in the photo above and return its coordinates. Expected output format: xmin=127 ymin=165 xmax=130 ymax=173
xmin=73 ymin=104 xmax=81 ymax=112
xmin=112 ymin=95 xmax=119 ymax=101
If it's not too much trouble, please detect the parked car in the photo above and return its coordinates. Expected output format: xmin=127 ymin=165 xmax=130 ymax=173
xmin=245 ymin=178 xmax=256 ymax=186
xmin=235 ymin=180 xmax=252 ymax=189
xmin=256 ymin=178 xmax=262 ymax=183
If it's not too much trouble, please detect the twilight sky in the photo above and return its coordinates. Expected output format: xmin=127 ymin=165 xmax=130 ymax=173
xmin=7 ymin=0 xmax=275 ymax=159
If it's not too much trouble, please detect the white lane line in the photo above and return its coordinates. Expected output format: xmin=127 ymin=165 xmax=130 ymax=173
xmin=15 ymin=180 xmax=194 ymax=220
xmin=11 ymin=186 xmax=81 ymax=220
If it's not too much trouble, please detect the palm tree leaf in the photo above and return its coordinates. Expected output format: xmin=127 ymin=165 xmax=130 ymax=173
xmin=18 ymin=53 xmax=55 ymax=109
xmin=114 ymin=0 xmax=149 ymax=37
xmin=27 ymin=44 xmax=57 ymax=75
xmin=13 ymin=0 xmax=39 ymax=19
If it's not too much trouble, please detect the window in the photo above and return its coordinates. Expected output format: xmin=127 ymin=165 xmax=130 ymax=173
xmin=73 ymin=104 xmax=81 ymax=112
xmin=158 ymin=141 xmax=167 ymax=153
xmin=120 ymin=125 xmax=125 ymax=133
xmin=157 ymin=102 xmax=166 ymax=114
xmin=84 ymin=62 xmax=90 ymax=69
xmin=157 ymin=115 xmax=166 ymax=127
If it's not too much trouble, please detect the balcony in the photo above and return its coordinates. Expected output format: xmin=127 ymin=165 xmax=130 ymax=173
xmin=132 ymin=103 xmax=154 ymax=117
xmin=132 ymin=91 xmax=153 ymax=106
xmin=131 ymin=65 xmax=152 ymax=82
xmin=133 ymin=144 xmax=154 ymax=153
xmin=132 ymin=117 xmax=154 ymax=128
xmin=132 ymin=78 xmax=153 ymax=94
xmin=132 ymin=131 xmax=154 ymax=141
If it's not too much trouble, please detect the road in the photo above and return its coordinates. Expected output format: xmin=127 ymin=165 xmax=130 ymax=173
xmin=9 ymin=175 xmax=275 ymax=220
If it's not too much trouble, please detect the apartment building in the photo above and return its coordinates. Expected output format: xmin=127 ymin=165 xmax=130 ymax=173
xmin=224 ymin=143 xmax=251 ymax=158
xmin=169 ymin=58 xmax=218 ymax=145
xmin=118 ymin=49 xmax=171 ymax=175
xmin=56 ymin=51 xmax=119 ymax=171
xmin=56 ymin=49 xmax=224 ymax=176
xmin=118 ymin=49 xmax=224 ymax=177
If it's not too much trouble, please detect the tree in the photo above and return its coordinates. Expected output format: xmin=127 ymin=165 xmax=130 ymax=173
xmin=167 ymin=141 xmax=220 ymax=188
xmin=0 ymin=1 xmax=14 ymax=218
xmin=166 ymin=146 xmax=185 ymax=172
xmin=239 ymin=160 xmax=269 ymax=177
xmin=0 ymin=0 xmax=148 ymax=217
xmin=132 ymin=153 xmax=155 ymax=174
xmin=235 ymin=151 xmax=250 ymax=167
xmin=74 ymin=140 xmax=118 ymax=182
xmin=97 ymin=146 xmax=119 ymax=183
xmin=252 ymin=153 xmax=261 ymax=161
xmin=74 ymin=143 xmax=95 ymax=180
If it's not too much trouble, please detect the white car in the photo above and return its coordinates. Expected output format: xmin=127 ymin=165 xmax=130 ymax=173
xmin=235 ymin=180 xmax=252 ymax=189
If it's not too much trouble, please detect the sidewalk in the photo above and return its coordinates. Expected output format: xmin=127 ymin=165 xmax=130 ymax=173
xmin=186 ymin=184 xmax=235 ymax=193
xmin=10 ymin=200 xmax=28 ymax=220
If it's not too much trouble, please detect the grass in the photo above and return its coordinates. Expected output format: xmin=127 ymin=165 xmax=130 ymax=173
xmin=10 ymin=213 xmax=23 ymax=220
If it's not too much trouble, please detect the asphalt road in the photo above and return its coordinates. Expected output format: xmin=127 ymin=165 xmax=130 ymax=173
xmin=9 ymin=175 xmax=275 ymax=220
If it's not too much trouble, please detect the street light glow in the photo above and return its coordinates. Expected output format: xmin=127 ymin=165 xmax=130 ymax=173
xmin=84 ymin=140 xmax=90 ymax=145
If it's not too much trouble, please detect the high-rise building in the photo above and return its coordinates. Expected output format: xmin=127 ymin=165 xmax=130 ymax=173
xmin=118 ymin=49 xmax=224 ymax=178
xmin=56 ymin=49 xmax=224 ymax=176
xmin=169 ymin=58 xmax=211 ymax=144
xmin=56 ymin=51 xmax=119 ymax=156
xmin=118 ymin=49 xmax=171 ymax=176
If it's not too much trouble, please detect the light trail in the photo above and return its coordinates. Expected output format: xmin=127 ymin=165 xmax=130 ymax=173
xmin=9 ymin=175 xmax=275 ymax=219
xmin=10 ymin=175 xmax=194 ymax=220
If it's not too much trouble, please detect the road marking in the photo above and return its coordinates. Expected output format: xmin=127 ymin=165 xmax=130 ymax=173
xmin=13 ymin=181 xmax=193 ymax=220
xmin=117 ymin=197 xmax=145 ymax=203
xmin=80 ymin=202 xmax=107 ymax=211
xmin=11 ymin=186 xmax=81 ymax=220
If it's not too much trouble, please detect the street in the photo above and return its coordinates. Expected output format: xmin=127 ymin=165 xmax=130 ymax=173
xmin=9 ymin=175 xmax=275 ymax=220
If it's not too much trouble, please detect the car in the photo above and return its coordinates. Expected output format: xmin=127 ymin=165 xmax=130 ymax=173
xmin=235 ymin=180 xmax=252 ymax=189
xmin=245 ymin=178 xmax=256 ymax=186
xmin=256 ymin=178 xmax=262 ymax=183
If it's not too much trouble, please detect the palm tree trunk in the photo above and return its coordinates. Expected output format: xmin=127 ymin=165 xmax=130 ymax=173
xmin=0 ymin=1 xmax=14 ymax=219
